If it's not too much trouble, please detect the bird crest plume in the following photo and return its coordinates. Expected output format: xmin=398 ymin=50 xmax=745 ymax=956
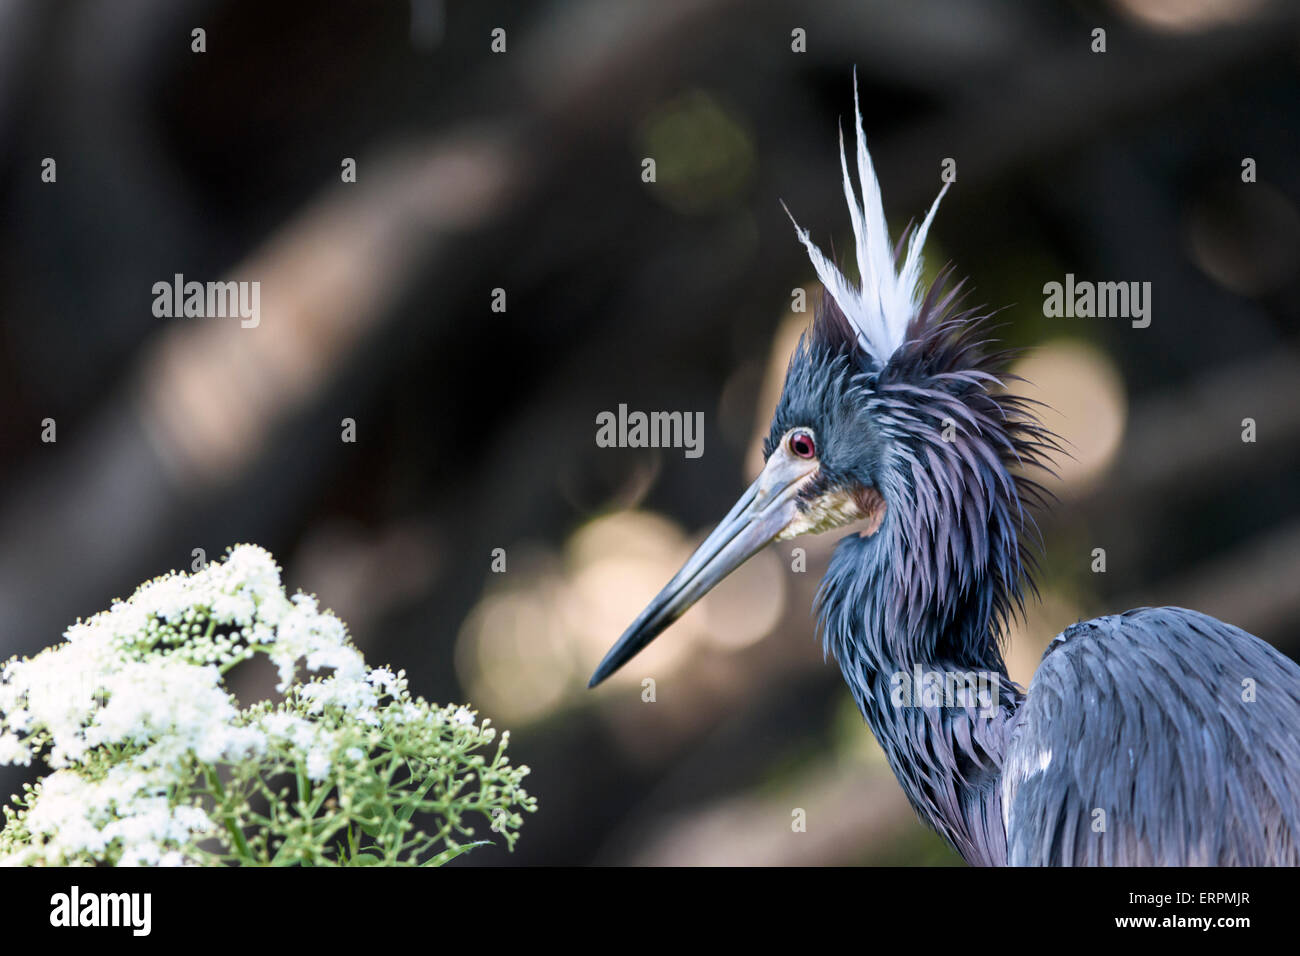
xmin=784 ymin=71 xmax=950 ymax=365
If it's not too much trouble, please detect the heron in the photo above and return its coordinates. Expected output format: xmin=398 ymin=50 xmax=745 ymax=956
xmin=587 ymin=78 xmax=1300 ymax=866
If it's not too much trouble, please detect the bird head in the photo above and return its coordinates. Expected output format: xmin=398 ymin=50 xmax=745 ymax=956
xmin=588 ymin=76 xmax=1052 ymax=688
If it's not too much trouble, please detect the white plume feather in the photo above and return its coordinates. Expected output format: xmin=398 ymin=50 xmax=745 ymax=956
xmin=785 ymin=72 xmax=950 ymax=364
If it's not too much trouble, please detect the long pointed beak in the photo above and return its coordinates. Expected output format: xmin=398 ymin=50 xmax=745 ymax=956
xmin=587 ymin=450 xmax=815 ymax=688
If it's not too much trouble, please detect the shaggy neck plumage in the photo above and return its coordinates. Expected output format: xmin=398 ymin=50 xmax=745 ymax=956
xmin=818 ymin=513 xmax=1023 ymax=867
xmin=812 ymin=336 xmax=1049 ymax=866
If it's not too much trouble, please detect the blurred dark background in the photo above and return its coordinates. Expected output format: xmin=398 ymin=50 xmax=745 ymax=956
xmin=1 ymin=0 xmax=1298 ymax=865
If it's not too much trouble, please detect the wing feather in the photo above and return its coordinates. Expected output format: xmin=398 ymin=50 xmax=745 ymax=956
xmin=1003 ymin=607 xmax=1300 ymax=865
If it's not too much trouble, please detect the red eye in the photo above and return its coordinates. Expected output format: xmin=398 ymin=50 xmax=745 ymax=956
xmin=789 ymin=429 xmax=817 ymax=459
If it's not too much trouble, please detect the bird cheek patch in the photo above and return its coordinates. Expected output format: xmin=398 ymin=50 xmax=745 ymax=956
xmin=780 ymin=485 xmax=885 ymax=539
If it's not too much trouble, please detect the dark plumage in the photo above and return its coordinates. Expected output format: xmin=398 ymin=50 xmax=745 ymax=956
xmin=589 ymin=76 xmax=1300 ymax=865
xmin=1006 ymin=609 xmax=1300 ymax=865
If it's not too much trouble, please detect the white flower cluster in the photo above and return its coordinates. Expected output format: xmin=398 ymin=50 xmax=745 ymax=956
xmin=0 ymin=544 xmax=446 ymax=866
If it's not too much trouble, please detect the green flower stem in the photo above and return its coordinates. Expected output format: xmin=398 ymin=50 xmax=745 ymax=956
xmin=205 ymin=768 xmax=254 ymax=865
